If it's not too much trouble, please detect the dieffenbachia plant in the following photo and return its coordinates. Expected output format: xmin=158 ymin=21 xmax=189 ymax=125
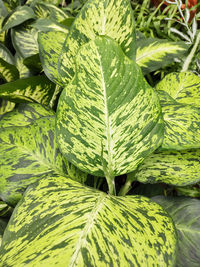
xmin=0 ymin=0 xmax=200 ymax=266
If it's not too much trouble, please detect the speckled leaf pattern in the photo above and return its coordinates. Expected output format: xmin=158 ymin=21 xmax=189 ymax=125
xmin=0 ymin=75 xmax=56 ymax=105
xmin=153 ymin=196 xmax=200 ymax=267
xmin=58 ymin=0 xmax=136 ymax=85
xmin=32 ymin=18 xmax=69 ymax=33
xmin=160 ymin=102 xmax=200 ymax=150
xmin=11 ymin=24 xmax=39 ymax=58
xmin=136 ymin=39 xmax=187 ymax=74
xmin=38 ymin=31 xmax=67 ymax=85
xmin=0 ymin=176 xmax=177 ymax=266
xmin=2 ymin=6 xmax=36 ymax=31
xmin=56 ymin=37 xmax=164 ymax=178
xmin=134 ymin=149 xmax=200 ymax=186
xmin=0 ymin=102 xmax=55 ymax=129
xmin=155 ymin=72 xmax=200 ymax=108
xmin=0 ymin=43 xmax=15 ymax=64
xmin=0 ymin=99 xmax=15 ymax=116
xmin=0 ymin=115 xmax=67 ymax=205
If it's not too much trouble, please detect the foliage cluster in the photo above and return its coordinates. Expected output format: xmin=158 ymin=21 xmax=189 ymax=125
xmin=0 ymin=0 xmax=200 ymax=266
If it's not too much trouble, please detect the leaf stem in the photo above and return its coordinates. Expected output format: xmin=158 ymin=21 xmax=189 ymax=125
xmin=118 ymin=173 xmax=135 ymax=196
xmin=106 ymin=175 xmax=116 ymax=196
xmin=182 ymin=32 xmax=200 ymax=72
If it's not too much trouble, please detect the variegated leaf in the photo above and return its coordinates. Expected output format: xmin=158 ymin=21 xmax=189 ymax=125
xmin=38 ymin=31 xmax=66 ymax=85
xmin=0 ymin=99 xmax=15 ymax=116
xmin=2 ymin=6 xmax=36 ymax=31
xmin=136 ymin=38 xmax=187 ymax=74
xmin=160 ymin=102 xmax=200 ymax=150
xmin=155 ymin=72 xmax=200 ymax=108
xmin=0 ymin=58 xmax=19 ymax=82
xmin=15 ymin=53 xmax=33 ymax=79
xmin=153 ymin=196 xmax=200 ymax=267
xmin=0 ymin=102 xmax=55 ymax=129
xmin=0 ymin=200 xmax=13 ymax=217
xmin=0 ymin=43 xmax=15 ymax=65
xmin=0 ymin=74 xmax=56 ymax=105
xmin=56 ymin=37 xmax=164 ymax=188
xmin=32 ymin=18 xmax=69 ymax=33
xmin=23 ymin=53 xmax=42 ymax=73
xmin=0 ymin=176 xmax=177 ymax=266
xmin=0 ymin=218 xmax=7 ymax=247
xmin=0 ymin=113 xmax=67 ymax=205
xmin=134 ymin=149 xmax=200 ymax=186
xmin=11 ymin=23 xmax=39 ymax=58
xmin=58 ymin=0 xmax=136 ymax=85
xmin=33 ymin=2 xmax=69 ymax=22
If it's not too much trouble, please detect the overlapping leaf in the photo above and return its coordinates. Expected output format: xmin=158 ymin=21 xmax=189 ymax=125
xmin=134 ymin=149 xmax=200 ymax=186
xmin=32 ymin=18 xmax=69 ymax=33
xmin=11 ymin=23 xmax=39 ymax=58
xmin=0 ymin=99 xmax=15 ymax=116
xmin=136 ymin=38 xmax=187 ymax=74
xmin=0 ymin=176 xmax=177 ymax=266
xmin=56 ymin=37 xmax=164 ymax=182
xmin=0 ymin=107 xmax=67 ymax=205
xmin=0 ymin=58 xmax=19 ymax=82
xmin=0 ymin=74 xmax=56 ymax=105
xmin=58 ymin=0 xmax=136 ymax=85
xmin=38 ymin=31 xmax=66 ymax=85
xmin=156 ymin=72 xmax=200 ymax=108
xmin=0 ymin=102 xmax=55 ymax=129
xmin=153 ymin=196 xmax=200 ymax=267
xmin=2 ymin=6 xmax=36 ymax=31
xmin=0 ymin=43 xmax=15 ymax=64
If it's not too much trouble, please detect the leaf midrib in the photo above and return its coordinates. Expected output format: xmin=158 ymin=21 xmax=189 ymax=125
xmin=69 ymin=193 xmax=107 ymax=266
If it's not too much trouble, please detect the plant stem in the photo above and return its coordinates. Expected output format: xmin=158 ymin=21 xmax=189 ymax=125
xmin=182 ymin=32 xmax=200 ymax=72
xmin=118 ymin=173 xmax=136 ymax=196
xmin=106 ymin=174 xmax=116 ymax=195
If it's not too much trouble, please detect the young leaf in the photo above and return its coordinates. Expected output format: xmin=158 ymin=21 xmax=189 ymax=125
xmin=0 ymin=74 xmax=56 ymax=105
xmin=134 ymin=149 xmax=200 ymax=186
xmin=56 ymin=37 xmax=164 ymax=179
xmin=136 ymin=38 xmax=188 ymax=74
xmin=38 ymin=31 xmax=66 ymax=85
xmin=2 ymin=6 xmax=36 ymax=31
xmin=160 ymin=102 xmax=200 ymax=150
xmin=0 ymin=110 xmax=67 ymax=205
xmin=155 ymin=72 xmax=200 ymax=108
xmin=153 ymin=196 xmax=200 ymax=267
xmin=58 ymin=0 xmax=136 ymax=85
xmin=11 ymin=23 xmax=39 ymax=58
xmin=0 ymin=176 xmax=177 ymax=266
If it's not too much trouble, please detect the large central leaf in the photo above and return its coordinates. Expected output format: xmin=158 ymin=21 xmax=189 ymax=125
xmin=58 ymin=0 xmax=136 ymax=85
xmin=0 ymin=176 xmax=177 ymax=266
xmin=56 ymin=37 xmax=164 ymax=180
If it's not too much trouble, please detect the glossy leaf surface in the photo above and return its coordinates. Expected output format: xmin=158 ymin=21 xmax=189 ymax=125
xmin=134 ymin=149 xmax=200 ymax=186
xmin=153 ymin=196 xmax=200 ymax=267
xmin=136 ymin=38 xmax=187 ymax=74
xmin=38 ymin=31 xmax=66 ymax=85
xmin=58 ymin=0 xmax=136 ymax=85
xmin=0 ymin=176 xmax=177 ymax=266
xmin=56 ymin=37 xmax=164 ymax=178
xmin=156 ymin=72 xmax=200 ymax=108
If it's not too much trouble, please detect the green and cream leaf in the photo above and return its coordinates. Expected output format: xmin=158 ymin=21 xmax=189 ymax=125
xmin=56 ymin=37 xmax=164 ymax=181
xmin=160 ymin=102 xmax=200 ymax=150
xmin=0 ymin=75 xmax=56 ymax=105
xmin=153 ymin=196 xmax=200 ymax=267
xmin=58 ymin=0 xmax=136 ymax=85
xmin=0 ymin=176 xmax=177 ymax=266
xmin=155 ymin=72 xmax=200 ymax=108
xmin=134 ymin=149 xmax=200 ymax=186
xmin=136 ymin=38 xmax=187 ymax=74
xmin=2 ymin=6 xmax=36 ymax=31
xmin=38 ymin=31 xmax=66 ymax=85
xmin=0 ymin=58 xmax=19 ymax=82
xmin=0 ymin=113 xmax=67 ymax=205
